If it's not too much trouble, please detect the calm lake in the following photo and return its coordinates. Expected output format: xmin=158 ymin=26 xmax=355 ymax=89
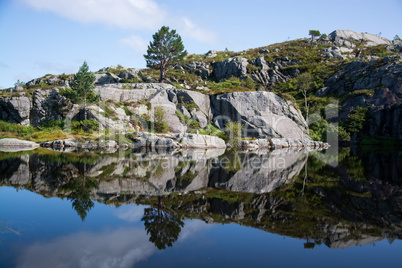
xmin=1 ymin=145 xmax=401 ymax=267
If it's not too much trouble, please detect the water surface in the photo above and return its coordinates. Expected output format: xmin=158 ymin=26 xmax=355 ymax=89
xmin=1 ymin=146 xmax=401 ymax=267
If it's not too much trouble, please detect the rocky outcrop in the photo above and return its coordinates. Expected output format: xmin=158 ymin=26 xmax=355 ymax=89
xmin=328 ymin=30 xmax=392 ymax=47
xmin=31 ymin=88 xmax=70 ymax=126
xmin=212 ymin=57 xmax=248 ymax=81
xmin=321 ymin=54 xmax=402 ymax=139
xmin=0 ymin=96 xmax=32 ymax=125
xmin=322 ymin=46 xmax=354 ymax=60
xmin=183 ymin=61 xmax=212 ymax=80
xmin=0 ymin=83 xmax=314 ymax=142
xmin=211 ymin=91 xmax=309 ymax=139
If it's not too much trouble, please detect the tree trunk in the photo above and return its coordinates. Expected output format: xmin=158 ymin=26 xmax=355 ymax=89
xmin=159 ymin=64 xmax=165 ymax=83
xmin=84 ymin=93 xmax=87 ymax=121
xmin=303 ymin=90 xmax=309 ymax=134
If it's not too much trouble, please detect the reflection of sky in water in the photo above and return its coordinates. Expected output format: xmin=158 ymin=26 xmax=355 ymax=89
xmin=1 ymin=186 xmax=402 ymax=268
xmin=16 ymin=227 xmax=155 ymax=268
xmin=0 ymin=187 xmax=214 ymax=268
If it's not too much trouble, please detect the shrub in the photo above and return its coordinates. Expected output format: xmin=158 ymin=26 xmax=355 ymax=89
xmin=224 ymin=121 xmax=244 ymax=144
xmin=71 ymin=119 xmax=100 ymax=132
xmin=39 ymin=119 xmax=66 ymax=130
xmin=152 ymin=106 xmax=170 ymax=133
xmin=341 ymin=107 xmax=369 ymax=134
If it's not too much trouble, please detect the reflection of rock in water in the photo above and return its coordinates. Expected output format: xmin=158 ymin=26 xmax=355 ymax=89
xmin=1 ymin=148 xmax=402 ymax=249
xmin=209 ymin=148 xmax=308 ymax=193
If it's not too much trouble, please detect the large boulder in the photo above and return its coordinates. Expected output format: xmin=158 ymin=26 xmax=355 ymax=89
xmin=212 ymin=57 xmax=248 ymax=81
xmin=94 ymin=73 xmax=120 ymax=85
xmin=183 ymin=61 xmax=212 ymax=79
xmin=0 ymin=138 xmax=39 ymax=152
xmin=0 ymin=96 xmax=32 ymax=126
xmin=329 ymin=30 xmax=391 ymax=47
xmin=178 ymin=133 xmax=226 ymax=148
xmin=31 ymin=88 xmax=71 ymax=127
xmin=211 ymin=91 xmax=309 ymax=139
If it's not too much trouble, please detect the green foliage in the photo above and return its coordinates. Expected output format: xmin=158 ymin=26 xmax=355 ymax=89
xmin=144 ymin=26 xmax=187 ymax=82
xmin=60 ymin=73 xmax=69 ymax=80
xmin=246 ymin=64 xmax=262 ymax=73
xmin=0 ymin=120 xmax=35 ymax=137
xmin=308 ymin=113 xmax=351 ymax=142
xmin=341 ymin=107 xmax=369 ymax=134
xmin=152 ymin=106 xmax=170 ymax=133
xmin=39 ymin=119 xmax=66 ymax=130
xmin=175 ymin=110 xmax=200 ymax=133
xmin=14 ymin=80 xmax=25 ymax=87
xmin=70 ymin=61 xmax=96 ymax=101
xmin=206 ymin=76 xmax=256 ymax=93
xmin=71 ymin=119 xmax=100 ymax=133
xmin=309 ymin=30 xmax=321 ymax=39
xmin=224 ymin=121 xmax=244 ymax=144
xmin=341 ymin=89 xmax=375 ymax=101
xmin=178 ymin=96 xmax=199 ymax=111
xmin=199 ymin=123 xmax=226 ymax=140
xmin=122 ymin=106 xmax=133 ymax=116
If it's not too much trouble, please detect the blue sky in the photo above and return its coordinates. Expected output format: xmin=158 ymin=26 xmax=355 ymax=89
xmin=0 ymin=0 xmax=401 ymax=89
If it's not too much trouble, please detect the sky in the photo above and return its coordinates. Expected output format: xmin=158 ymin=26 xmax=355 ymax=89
xmin=0 ymin=0 xmax=401 ymax=89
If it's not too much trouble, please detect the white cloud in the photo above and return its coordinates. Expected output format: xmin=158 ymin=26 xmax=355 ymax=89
xmin=21 ymin=0 xmax=221 ymax=45
xmin=118 ymin=34 xmax=148 ymax=54
xmin=178 ymin=17 xmax=221 ymax=45
xmin=21 ymin=0 xmax=166 ymax=30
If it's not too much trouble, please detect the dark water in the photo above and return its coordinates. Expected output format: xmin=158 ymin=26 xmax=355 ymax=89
xmin=1 ymin=146 xmax=401 ymax=267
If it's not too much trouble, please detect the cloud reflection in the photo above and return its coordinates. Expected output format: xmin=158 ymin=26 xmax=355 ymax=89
xmin=16 ymin=208 xmax=215 ymax=268
xmin=16 ymin=227 xmax=155 ymax=268
xmin=114 ymin=206 xmax=145 ymax=223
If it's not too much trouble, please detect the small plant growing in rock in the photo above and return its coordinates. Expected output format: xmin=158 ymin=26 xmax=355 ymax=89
xmin=224 ymin=121 xmax=244 ymax=145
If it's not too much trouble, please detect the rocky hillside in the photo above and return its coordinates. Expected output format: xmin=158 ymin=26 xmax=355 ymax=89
xmin=1 ymin=29 xmax=401 ymax=143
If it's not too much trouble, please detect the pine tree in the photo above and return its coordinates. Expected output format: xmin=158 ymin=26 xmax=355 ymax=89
xmin=144 ymin=26 xmax=187 ymax=83
xmin=70 ymin=61 xmax=96 ymax=120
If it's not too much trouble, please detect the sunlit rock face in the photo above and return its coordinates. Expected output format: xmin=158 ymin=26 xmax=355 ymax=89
xmin=211 ymin=91 xmax=308 ymax=139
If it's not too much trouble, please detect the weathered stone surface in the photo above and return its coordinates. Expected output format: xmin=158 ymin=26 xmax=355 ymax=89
xmin=0 ymin=138 xmax=39 ymax=151
xmin=323 ymin=46 xmax=354 ymax=60
xmin=329 ymin=30 xmax=391 ymax=47
xmin=94 ymin=73 xmax=120 ymax=85
xmin=322 ymin=55 xmax=402 ymax=139
xmin=117 ymin=69 xmax=140 ymax=80
xmin=31 ymin=88 xmax=71 ymax=127
xmin=211 ymin=91 xmax=308 ymax=139
xmin=178 ymin=133 xmax=226 ymax=148
xmin=212 ymin=57 xmax=248 ymax=81
xmin=205 ymin=50 xmax=217 ymax=58
xmin=183 ymin=61 xmax=212 ymax=79
xmin=0 ymin=96 xmax=32 ymax=125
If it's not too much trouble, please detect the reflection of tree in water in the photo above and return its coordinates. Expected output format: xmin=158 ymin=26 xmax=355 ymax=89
xmin=62 ymin=164 xmax=99 ymax=221
xmin=141 ymin=196 xmax=184 ymax=250
xmin=0 ymin=220 xmax=20 ymax=235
